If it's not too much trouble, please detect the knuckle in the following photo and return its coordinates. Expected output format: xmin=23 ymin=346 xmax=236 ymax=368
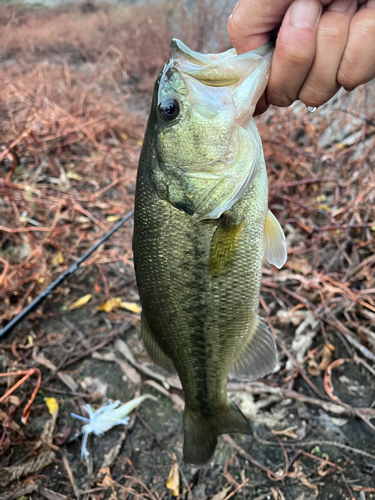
xmin=298 ymin=90 xmax=329 ymax=108
xmin=226 ymin=14 xmax=245 ymax=45
xmin=276 ymin=39 xmax=313 ymax=67
xmin=354 ymin=16 xmax=375 ymax=37
xmin=267 ymin=91 xmax=294 ymax=108
xmin=318 ymin=24 xmax=342 ymax=43
xmin=337 ymin=68 xmax=358 ymax=91
xmin=298 ymin=79 xmax=340 ymax=107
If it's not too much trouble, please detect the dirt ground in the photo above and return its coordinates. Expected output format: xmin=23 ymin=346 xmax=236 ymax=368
xmin=1 ymin=2 xmax=375 ymax=499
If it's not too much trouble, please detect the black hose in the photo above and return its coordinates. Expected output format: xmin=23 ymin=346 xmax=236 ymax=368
xmin=0 ymin=209 xmax=134 ymax=339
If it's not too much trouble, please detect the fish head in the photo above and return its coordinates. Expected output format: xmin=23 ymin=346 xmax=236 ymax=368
xmin=150 ymin=39 xmax=273 ymax=220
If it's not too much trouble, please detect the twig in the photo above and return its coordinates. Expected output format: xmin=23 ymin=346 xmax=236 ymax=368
xmin=222 ymin=435 xmax=286 ymax=481
xmin=0 ymin=368 xmax=41 ymax=424
xmin=63 ymin=323 xmax=131 ymax=368
xmin=222 ymin=479 xmax=249 ymax=500
xmin=61 ymin=449 xmax=80 ymax=500
xmin=254 ymin=436 xmax=375 ymax=461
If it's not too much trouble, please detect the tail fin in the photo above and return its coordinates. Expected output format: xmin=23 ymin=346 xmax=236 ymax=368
xmin=183 ymin=401 xmax=251 ymax=465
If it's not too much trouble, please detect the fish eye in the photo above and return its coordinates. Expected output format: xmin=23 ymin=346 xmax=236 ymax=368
xmin=158 ymin=97 xmax=180 ymax=121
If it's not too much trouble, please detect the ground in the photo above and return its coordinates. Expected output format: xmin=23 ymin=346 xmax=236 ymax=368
xmin=0 ymin=2 xmax=375 ymax=499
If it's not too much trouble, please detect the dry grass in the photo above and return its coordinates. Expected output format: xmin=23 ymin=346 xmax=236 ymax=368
xmin=0 ymin=2 xmax=171 ymax=78
xmin=0 ymin=49 xmax=143 ymax=324
xmin=258 ymin=88 xmax=375 ymax=359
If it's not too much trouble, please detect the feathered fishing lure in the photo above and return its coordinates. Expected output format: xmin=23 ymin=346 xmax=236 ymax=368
xmin=71 ymin=394 xmax=157 ymax=459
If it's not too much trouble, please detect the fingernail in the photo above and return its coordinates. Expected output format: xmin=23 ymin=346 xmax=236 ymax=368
xmin=327 ymin=0 xmax=354 ymax=12
xmin=290 ymin=0 xmax=322 ymax=28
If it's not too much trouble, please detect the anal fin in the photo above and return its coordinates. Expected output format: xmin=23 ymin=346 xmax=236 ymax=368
xmin=263 ymin=209 xmax=287 ymax=269
xmin=141 ymin=314 xmax=176 ymax=374
xmin=230 ymin=316 xmax=278 ymax=381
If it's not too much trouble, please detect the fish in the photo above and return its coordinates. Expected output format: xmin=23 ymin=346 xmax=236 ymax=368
xmin=132 ymin=39 xmax=287 ymax=466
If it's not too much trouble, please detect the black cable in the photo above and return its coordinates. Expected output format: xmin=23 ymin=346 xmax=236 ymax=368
xmin=0 ymin=209 xmax=134 ymax=339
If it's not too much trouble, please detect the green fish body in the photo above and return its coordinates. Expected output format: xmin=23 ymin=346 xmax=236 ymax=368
xmin=133 ymin=40 xmax=287 ymax=465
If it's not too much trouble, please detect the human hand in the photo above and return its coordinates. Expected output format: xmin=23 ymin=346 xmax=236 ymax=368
xmin=227 ymin=0 xmax=375 ymax=114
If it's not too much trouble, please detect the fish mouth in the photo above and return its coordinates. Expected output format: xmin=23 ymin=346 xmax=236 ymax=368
xmin=154 ymin=40 xmax=272 ymax=221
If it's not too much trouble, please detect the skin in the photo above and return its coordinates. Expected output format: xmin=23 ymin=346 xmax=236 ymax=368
xmin=227 ymin=0 xmax=375 ymax=113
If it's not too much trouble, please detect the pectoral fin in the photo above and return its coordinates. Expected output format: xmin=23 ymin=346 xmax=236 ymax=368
xmin=141 ymin=315 xmax=176 ymax=374
xmin=263 ymin=209 xmax=287 ymax=269
xmin=230 ymin=316 xmax=278 ymax=381
xmin=209 ymin=219 xmax=244 ymax=278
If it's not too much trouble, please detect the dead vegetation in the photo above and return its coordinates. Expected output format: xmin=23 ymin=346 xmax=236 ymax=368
xmin=0 ymin=2 xmax=375 ymax=499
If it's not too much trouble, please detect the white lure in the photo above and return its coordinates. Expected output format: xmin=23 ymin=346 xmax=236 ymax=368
xmin=71 ymin=394 xmax=157 ymax=459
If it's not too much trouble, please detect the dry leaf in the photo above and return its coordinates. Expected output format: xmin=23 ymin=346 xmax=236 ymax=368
xmin=320 ymin=343 xmax=335 ymax=371
xmin=166 ymin=462 xmax=179 ymax=497
xmin=307 ymin=359 xmax=321 ymax=377
xmin=66 ymin=172 xmax=83 ymax=181
xmin=69 ymin=294 xmax=93 ymax=310
xmin=315 ymin=194 xmax=326 ymax=203
xmin=288 ymin=462 xmax=319 ymax=497
xmin=353 ymin=486 xmax=375 ymax=492
xmin=211 ymin=486 xmax=232 ymax=500
xmin=272 ymin=427 xmax=298 ymax=439
xmin=106 ymin=215 xmax=120 ymax=222
xmin=45 ymin=397 xmax=59 ymax=416
xmin=52 ymin=251 xmax=64 ymax=266
xmin=120 ymin=301 xmax=142 ymax=314
xmin=0 ymin=410 xmax=23 ymax=435
xmin=3 ymin=395 xmax=21 ymax=406
xmin=271 ymin=487 xmax=286 ymax=500
xmin=97 ymin=297 xmax=122 ymax=313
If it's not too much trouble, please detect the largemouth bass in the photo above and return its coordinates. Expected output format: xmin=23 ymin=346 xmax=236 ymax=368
xmin=133 ymin=39 xmax=287 ymax=465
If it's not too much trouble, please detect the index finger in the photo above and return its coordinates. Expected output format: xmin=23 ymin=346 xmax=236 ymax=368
xmin=227 ymin=0 xmax=331 ymax=54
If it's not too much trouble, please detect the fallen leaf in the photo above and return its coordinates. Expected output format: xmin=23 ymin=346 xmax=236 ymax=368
xmin=3 ymin=395 xmax=21 ymax=406
xmin=316 ymin=204 xmax=330 ymax=211
xmin=272 ymin=427 xmax=298 ymax=439
xmin=211 ymin=486 xmax=232 ymax=500
xmin=69 ymin=294 xmax=93 ymax=310
xmin=66 ymin=172 xmax=83 ymax=181
xmin=320 ymin=343 xmax=335 ymax=371
xmin=307 ymin=359 xmax=321 ymax=377
xmin=166 ymin=462 xmax=179 ymax=497
xmin=353 ymin=486 xmax=375 ymax=492
xmin=315 ymin=194 xmax=326 ymax=203
xmin=317 ymin=455 xmax=333 ymax=477
xmin=120 ymin=301 xmax=141 ymax=314
xmin=45 ymin=397 xmax=59 ymax=416
xmin=106 ymin=215 xmax=120 ymax=222
xmin=52 ymin=252 xmax=64 ymax=266
xmin=97 ymin=297 xmax=122 ymax=313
